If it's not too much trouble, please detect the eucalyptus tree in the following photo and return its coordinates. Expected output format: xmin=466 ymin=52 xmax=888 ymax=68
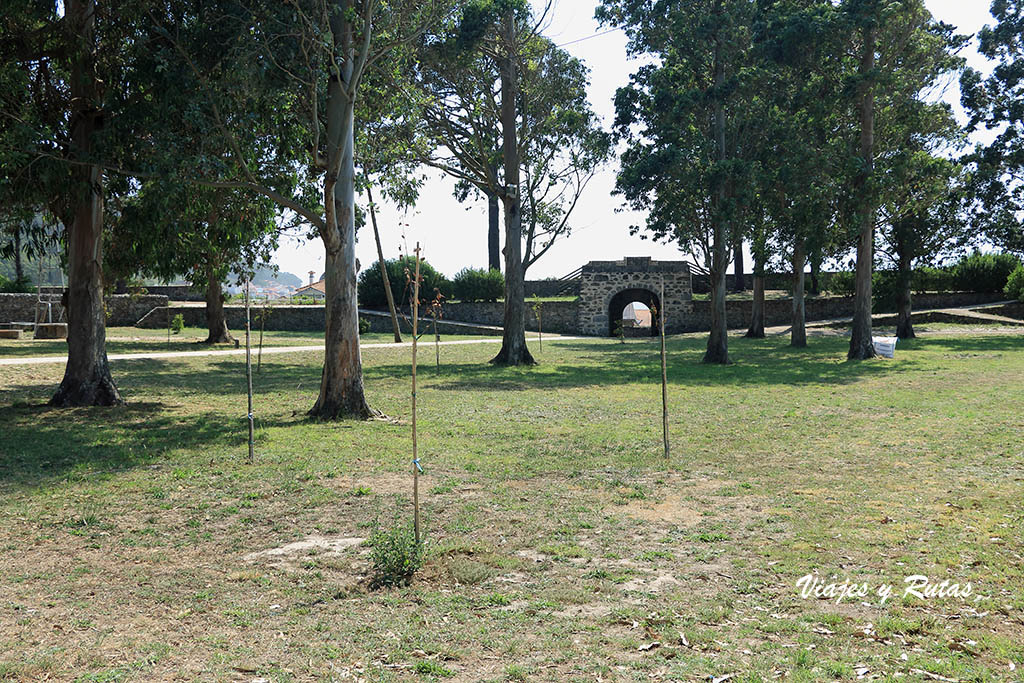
xmin=108 ymin=184 xmax=279 ymax=344
xmin=520 ymin=48 xmax=612 ymax=274
xmin=840 ymin=0 xmax=964 ymax=359
xmin=134 ymin=0 xmax=454 ymax=418
xmin=419 ymin=0 xmax=606 ymax=365
xmin=872 ymin=32 xmax=966 ymax=339
xmin=961 ymin=0 xmax=1024 ymax=256
xmin=0 ymin=0 xmax=158 ymax=406
xmin=598 ymin=0 xmax=759 ymax=364
xmin=752 ymin=0 xmax=849 ymax=347
xmin=876 ymin=148 xmax=966 ymax=338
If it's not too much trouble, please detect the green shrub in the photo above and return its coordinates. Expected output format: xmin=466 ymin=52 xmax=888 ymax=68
xmin=358 ymin=316 xmax=371 ymax=335
xmin=368 ymin=519 xmax=425 ymax=587
xmin=871 ymin=270 xmax=902 ymax=312
xmin=912 ymin=266 xmax=954 ymax=294
xmin=1006 ymin=264 xmax=1024 ymax=302
xmin=0 ymin=275 xmax=34 ymax=293
xmin=358 ymin=258 xmax=449 ymax=310
xmin=451 ymin=267 xmax=504 ymax=302
xmin=951 ymin=251 xmax=1021 ymax=293
xmin=829 ymin=271 xmax=856 ymax=296
xmin=170 ymin=313 xmax=185 ymax=334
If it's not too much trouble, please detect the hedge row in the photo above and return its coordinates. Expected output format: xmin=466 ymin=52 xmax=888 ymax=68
xmin=829 ymin=252 xmax=1022 ymax=303
xmin=357 ymin=259 xmax=506 ymax=307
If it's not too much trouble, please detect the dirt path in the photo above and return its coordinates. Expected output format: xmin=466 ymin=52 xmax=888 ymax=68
xmin=0 ymin=335 xmax=583 ymax=367
xmin=762 ymin=300 xmax=1021 ymax=336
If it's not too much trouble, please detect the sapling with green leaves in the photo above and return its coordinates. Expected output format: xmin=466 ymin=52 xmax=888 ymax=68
xmin=658 ymin=282 xmax=669 ymax=459
xmin=244 ymin=280 xmax=254 ymax=465
xmin=406 ymin=245 xmax=424 ymax=545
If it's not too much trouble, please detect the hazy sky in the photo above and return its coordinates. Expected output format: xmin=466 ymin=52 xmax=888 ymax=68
xmin=272 ymin=0 xmax=996 ymax=284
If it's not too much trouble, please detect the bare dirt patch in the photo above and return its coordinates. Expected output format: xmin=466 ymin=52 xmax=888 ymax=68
xmin=617 ymin=491 xmax=702 ymax=526
xmin=243 ymin=535 xmax=365 ymax=563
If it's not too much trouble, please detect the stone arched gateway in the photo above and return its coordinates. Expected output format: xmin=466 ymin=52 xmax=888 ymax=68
xmin=577 ymin=257 xmax=694 ymax=337
xmin=607 ymin=287 xmax=661 ymax=337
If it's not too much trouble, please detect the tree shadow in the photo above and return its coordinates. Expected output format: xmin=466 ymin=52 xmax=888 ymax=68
xmin=368 ymin=335 xmax=918 ymax=392
xmin=0 ymin=358 xmax=321 ymax=489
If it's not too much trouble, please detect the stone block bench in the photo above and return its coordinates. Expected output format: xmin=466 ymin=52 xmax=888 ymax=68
xmin=35 ymin=323 xmax=68 ymax=340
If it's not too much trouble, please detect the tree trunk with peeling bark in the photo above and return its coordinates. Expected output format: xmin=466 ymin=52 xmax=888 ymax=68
xmin=487 ymin=188 xmax=500 ymax=272
xmin=746 ymin=257 xmax=765 ymax=339
xmin=203 ymin=275 xmax=234 ymax=344
xmin=13 ymin=225 xmax=23 ymax=282
xmin=896 ymin=253 xmax=915 ymax=339
xmin=849 ymin=25 xmax=878 ymax=360
xmin=50 ymin=0 xmax=122 ymax=408
xmin=732 ymin=240 xmax=745 ymax=292
xmin=310 ymin=0 xmax=373 ymax=419
xmin=491 ymin=11 xmax=534 ymax=367
xmin=703 ymin=9 xmax=730 ymax=365
xmin=791 ymin=239 xmax=807 ymax=348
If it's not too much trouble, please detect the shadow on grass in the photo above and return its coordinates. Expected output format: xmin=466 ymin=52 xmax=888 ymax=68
xmin=367 ymin=334 xmax=920 ymax=391
xmin=0 ymin=398 xmax=311 ymax=489
xmin=1 ymin=332 xmax=1016 ymax=488
xmin=0 ymin=357 xmax=321 ymax=488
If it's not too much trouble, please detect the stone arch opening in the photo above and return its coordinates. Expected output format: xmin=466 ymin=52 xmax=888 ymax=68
xmin=608 ymin=288 xmax=660 ymax=337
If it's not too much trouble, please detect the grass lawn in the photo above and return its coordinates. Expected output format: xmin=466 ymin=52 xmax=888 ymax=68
xmin=0 ymin=329 xmax=1022 ymax=681
xmin=0 ymin=327 xmax=482 ymax=360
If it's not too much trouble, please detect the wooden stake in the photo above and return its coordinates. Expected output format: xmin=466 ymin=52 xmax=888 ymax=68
xmin=660 ymin=280 xmax=669 ymax=459
xmin=411 ymin=244 xmax=422 ymax=544
xmin=245 ymin=280 xmax=255 ymax=465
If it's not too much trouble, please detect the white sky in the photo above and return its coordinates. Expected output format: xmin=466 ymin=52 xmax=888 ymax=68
xmin=271 ymin=0 xmax=996 ymax=283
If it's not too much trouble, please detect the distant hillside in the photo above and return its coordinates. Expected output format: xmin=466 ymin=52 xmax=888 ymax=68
xmin=222 ymin=264 xmax=303 ymax=289
xmin=253 ymin=265 xmax=302 ymax=288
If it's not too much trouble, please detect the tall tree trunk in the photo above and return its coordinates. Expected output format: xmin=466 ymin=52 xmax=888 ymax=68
xmin=746 ymin=255 xmax=765 ymax=338
xmin=808 ymin=244 xmax=822 ymax=295
xmin=366 ymin=185 xmax=402 ymax=343
xmin=896 ymin=252 xmax=915 ymax=339
xmin=50 ymin=0 xmax=122 ymax=408
xmin=203 ymin=274 xmax=234 ymax=344
xmin=487 ymin=186 xmax=501 ymax=272
xmin=491 ymin=11 xmax=534 ymax=367
xmin=704 ymin=2 xmax=730 ymax=365
xmin=732 ymin=239 xmax=745 ymax=292
xmin=310 ymin=1 xmax=373 ymax=419
xmin=791 ymin=239 xmax=807 ymax=348
xmin=13 ymin=224 xmax=24 ymax=282
xmin=848 ymin=25 xmax=877 ymax=360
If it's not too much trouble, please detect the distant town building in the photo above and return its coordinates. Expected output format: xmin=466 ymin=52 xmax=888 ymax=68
xmin=294 ymin=279 xmax=327 ymax=300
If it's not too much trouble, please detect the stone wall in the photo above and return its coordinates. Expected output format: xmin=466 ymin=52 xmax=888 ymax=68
xmin=438 ymin=300 xmax=579 ymax=335
xmin=577 ymin=257 xmax=693 ymax=336
xmin=0 ymin=293 xmax=169 ymax=327
xmin=986 ymin=302 xmax=1024 ymax=320
xmin=128 ymin=290 xmax=1007 ymax=336
xmin=141 ymin=285 xmax=204 ymax=301
xmin=137 ymin=304 xmax=504 ymax=336
xmin=684 ymin=291 xmax=1008 ymax=333
xmin=359 ymin=310 xmax=502 ymax=336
